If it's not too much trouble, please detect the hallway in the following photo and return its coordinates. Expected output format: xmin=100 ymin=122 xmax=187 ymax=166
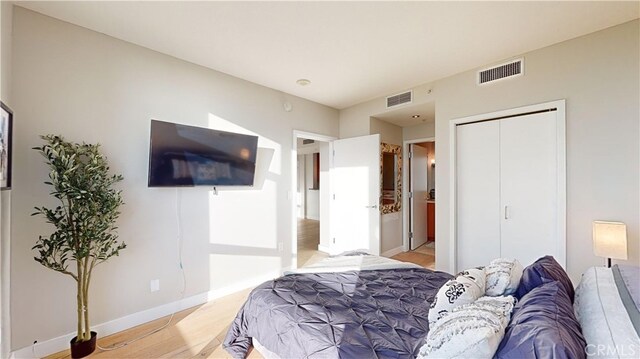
xmin=297 ymin=218 xmax=328 ymax=268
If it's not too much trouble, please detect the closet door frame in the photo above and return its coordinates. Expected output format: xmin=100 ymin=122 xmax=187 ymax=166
xmin=449 ymin=100 xmax=566 ymax=273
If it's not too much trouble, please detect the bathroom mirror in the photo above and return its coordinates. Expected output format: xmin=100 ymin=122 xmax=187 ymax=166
xmin=380 ymin=143 xmax=402 ymax=214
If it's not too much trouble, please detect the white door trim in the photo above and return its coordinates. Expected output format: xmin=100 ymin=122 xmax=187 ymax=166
xmin=291 ymin=130 xmax=337 ymax=270
xmin=402 ymin=137 xmax=435 ymax=253
xmin=448 ymin=100 xmax=566 ymax=273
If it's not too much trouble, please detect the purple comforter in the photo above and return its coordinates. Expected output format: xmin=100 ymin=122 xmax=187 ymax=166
xmin=223 ymin=268 xmax=452 ymax=358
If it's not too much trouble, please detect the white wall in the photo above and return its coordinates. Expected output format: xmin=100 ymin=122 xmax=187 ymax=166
xmin=380 ymin=212 xmax=402 ymax=254
xmin=295 ymin=139 xmax=321 ymax=221
xmin=0 ymin=2 xmax=10 ymax=101
xmin=339 ymin=83 xmax=436 ymax=139
xmin=296 ymin=138 xmax=320 ymax=154
xmin=0 ymin=2 xmax=12 ymax=358
xmin=10 ymin=7 xmax=338 ymax=351
xmin=341 ymin=20 xmax=640 ymax=282
xmin=403 ymin=121 xmax=435 ymax=141
xmin=338 ymin=105 xmax=371 ymax=139
xmin=304 ymin=153 xmax=320 ymax=220
xmin=370 ymin=117 xmax=402 ymax=145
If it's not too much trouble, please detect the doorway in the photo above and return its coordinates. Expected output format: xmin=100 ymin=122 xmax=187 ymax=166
xmin=402 ymin=138 xmax=436 ymax=268
xmin=291 ymin=131 xmax=383 ymax=269
xmin=296 ymin=137 xmax=327 ymax=267
xmin=292 ymin=131 xmax=336 ymax=269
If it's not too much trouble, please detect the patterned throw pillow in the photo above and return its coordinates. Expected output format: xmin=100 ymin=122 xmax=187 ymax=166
xmin=428 ymin=268 xmax=486 ymax=324
xmin=456 ymin=267 xmax=486 ymax=293
xmin=419 ymin=296 xmax=516 ymax=359
xmin=485 ymin=258 xmax=523 ymax=296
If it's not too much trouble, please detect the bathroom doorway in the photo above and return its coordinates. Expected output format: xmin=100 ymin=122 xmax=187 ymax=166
xmin=405 ymin=139 xmax=435 ymax=267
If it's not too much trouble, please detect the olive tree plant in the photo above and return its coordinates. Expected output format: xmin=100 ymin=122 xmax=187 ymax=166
xmin=32 ymin=135 xmax=126 ymax=342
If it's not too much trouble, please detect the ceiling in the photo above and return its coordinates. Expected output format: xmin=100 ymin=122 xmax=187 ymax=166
xmin=16 ymin=1 xmax=639 ymax=110
xmin=373 ymin=102 xmax=436 ymax=128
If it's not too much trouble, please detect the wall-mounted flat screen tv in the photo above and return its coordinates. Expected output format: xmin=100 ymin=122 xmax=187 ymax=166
xmin=148 ymin=120 xmax=258 ymax=187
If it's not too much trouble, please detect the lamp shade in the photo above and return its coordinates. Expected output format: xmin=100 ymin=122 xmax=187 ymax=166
xmin=593 ymin=221 xmax=628 ymax=260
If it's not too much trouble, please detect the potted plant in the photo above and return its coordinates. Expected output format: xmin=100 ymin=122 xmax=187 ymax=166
xmin=32 ymin=135 xmax=126 ymax=358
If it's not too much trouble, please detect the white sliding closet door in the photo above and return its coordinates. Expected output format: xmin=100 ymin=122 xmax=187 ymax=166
xmin=456 ymin=121 xmax=501 ymax=270
xmin=500 ymin=111 xmax=558 ymax=267
xmin=456 ymin=109 xmax=562 ymax=272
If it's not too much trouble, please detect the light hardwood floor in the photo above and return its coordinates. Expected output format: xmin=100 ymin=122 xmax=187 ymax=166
xmin=45 ymin=238 xmax=435 ymax=359
xmin=45 ymin=288 xmax=260 ymax=359
xmin=297 ymin=218 xmax=328 ymax=268
xmin=393 ymin=241 xmax=436 ymax=269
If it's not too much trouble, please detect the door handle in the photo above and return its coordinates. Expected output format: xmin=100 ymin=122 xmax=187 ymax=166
xmin=365 ymin=205 xmax=378 ymax=209
xmin=504 ymin=206 xmax=510 ymax=220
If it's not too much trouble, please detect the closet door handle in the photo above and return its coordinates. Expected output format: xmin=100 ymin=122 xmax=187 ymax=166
xmin=504 ymin=205 xmax=510 ymax=220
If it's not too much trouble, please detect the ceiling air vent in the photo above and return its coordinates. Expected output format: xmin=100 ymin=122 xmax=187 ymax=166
xmin=386 ymin=90 xmax=412 ymax=108
xmin=478 ymin=58 xmax=524 ymax=85
xmin=302 ymin=139 xmax=315 ymax=145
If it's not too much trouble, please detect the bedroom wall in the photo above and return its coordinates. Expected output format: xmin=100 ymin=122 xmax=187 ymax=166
xmin=403 ymin=121 xmax=435 ymax=141
xmin=341 ymin=19 xmax=640 ymax=282
xmin=0 ymin=2 xmax=10 ymax=101
xmin=9 ymin=7 xmax=339 ymax=352
xmin=0 ymin=2 xmax=12 ymax=358
xmin=432 ymin=19 xmax=639 ymax=282
xmin=339 ymin=82 xmax=436 ymax=140
xmin=370 ymin=117 xmax=402 ymax=146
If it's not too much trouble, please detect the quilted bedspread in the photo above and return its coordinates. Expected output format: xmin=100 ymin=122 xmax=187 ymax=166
xmin=223 ymin=267 xmax=452 ymax=358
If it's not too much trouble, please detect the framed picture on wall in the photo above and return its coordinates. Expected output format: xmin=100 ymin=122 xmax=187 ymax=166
xmin=1 ymin=101 xmax=12 ymax=190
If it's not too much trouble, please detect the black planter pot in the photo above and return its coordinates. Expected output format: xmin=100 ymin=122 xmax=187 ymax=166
xmin=70 ymin=331 xmax=97 ymax=358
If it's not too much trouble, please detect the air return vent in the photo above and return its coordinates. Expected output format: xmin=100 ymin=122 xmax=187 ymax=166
xmin=302 ymin=139 xmax=315 ymax=145
xmin=386 ymin=91 xmax=412 ymax=108
xmin=478 ymin=58 xmax=524 ymax=85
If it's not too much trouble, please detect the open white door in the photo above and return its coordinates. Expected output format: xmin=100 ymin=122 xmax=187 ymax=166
xmin=410 ymin=144 xmax=428 ymax=250
xmin=331 ymin=134 xmax=381 ymax=255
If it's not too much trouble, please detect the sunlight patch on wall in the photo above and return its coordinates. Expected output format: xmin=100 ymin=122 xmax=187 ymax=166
xmin=208 ymin=113 xmax=281 ymax=175
xmin=207 ymin=179 xmax=278 ymax=247
xmin=209 ymin=253 xmax=282 ymax=291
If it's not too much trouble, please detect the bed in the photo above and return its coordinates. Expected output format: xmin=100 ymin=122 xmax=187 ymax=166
xmin=575 ymin=264 xmax=640 ymax=358
xmin=224 ymin=253 xmax=639 ymax=359
xmin=223 ymin=254 xmax=452 ymax=358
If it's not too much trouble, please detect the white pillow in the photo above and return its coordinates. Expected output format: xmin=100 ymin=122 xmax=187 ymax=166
xmin=456 ymin=267 xmax=486 ymax=293
xmin=485 ymin=258 xmax=523 ymax=296
xmin=428 ymin=268 xmax=486 ymax=324
xmin=419 ymin=296 xmax=515 ymax=359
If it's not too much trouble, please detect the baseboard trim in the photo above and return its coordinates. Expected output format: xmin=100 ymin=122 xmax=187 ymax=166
xmin=317 ymin=244 xmax=331 ymax=254
xmin=10 ymin=267 xmax=288 ymax=359
xmin=381 ymin=246 xmax=404 ymax=258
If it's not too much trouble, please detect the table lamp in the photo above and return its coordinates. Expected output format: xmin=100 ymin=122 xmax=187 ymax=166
xmin=593 ymin=221 xmax=628 ymax=268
